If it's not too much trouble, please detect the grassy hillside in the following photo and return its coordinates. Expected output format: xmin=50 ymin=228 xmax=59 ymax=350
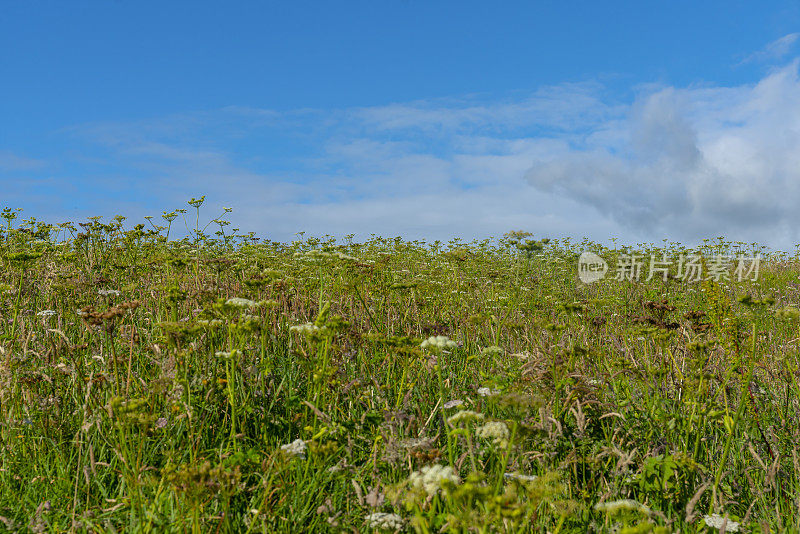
xmin=0 ymin=206 xmax=797 ymax=532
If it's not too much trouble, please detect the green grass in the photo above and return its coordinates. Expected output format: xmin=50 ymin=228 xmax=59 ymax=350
xmin=0 ymin=202 xmax=798 ymax=532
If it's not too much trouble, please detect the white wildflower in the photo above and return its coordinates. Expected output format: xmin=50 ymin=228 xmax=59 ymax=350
xmin=475 ymin=421 xmax=510 ymax=447
xmin=226 ymin=297 xmax=258 ymax=309
xmin=442 ymin=399 xmax=464 ymax=409
xmin=594 ymin=499 xmax=652 ymax=516
xmin=447 ymin=410 xmax=484 ymax=426
xmin=365 ymin=512 xmax=404 ymax=531
xmin=280 ymin=438 xmax=307 ymax=459
xmin=290 ymin=322 xmax=320 ymax=335
xmin=36 ymin=310 xmax=56 ymax=318
xmin=408 ymin=464 xmax=460 ymax=496
xmin=703 ymin=514 xmax=740 ymax=532
xmin=477 ymin=387 xmax=500 ymax=397
xmin=420 ymin=336 xmax=457 ymax=351
xmin=97 ymin=289 xmax=120 ymax=297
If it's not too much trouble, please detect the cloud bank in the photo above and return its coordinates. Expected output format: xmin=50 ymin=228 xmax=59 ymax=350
xmin=526 ymin=62 xmax=800 ymax=247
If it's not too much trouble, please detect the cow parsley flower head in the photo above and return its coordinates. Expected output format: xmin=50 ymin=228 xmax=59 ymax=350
xmin=226 ymin=297 xmax=258 ymax=309
xmin=36 ymin=310 xmax=57 ymax=318
xmin=290 ymin=323 xmax=320 ymax=335
xmin=365 ymin=512 xmax=404 ymax=532
xmin=408 ymin=464 xmax=460 ymax=496
xmin=475 ymin=421 xmax=510 ymax=447
xmin=477 ymin=386 xmax=500 ymax=397
xmin=703 ymin=514 xmax=740 ymax=532
xmin=420 ymin=336 xmax=457 ymax=351
xmin=98 ymin=289 xmax=120 ymax=297
xmin=447 ymin=410 xmax=484 ymax=426
xmin=280 ymin=438 xmax=307 ymax=459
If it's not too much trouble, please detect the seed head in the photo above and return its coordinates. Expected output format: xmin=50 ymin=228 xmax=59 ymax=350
xmin=420 ymin=336 xmax=457 ymax=351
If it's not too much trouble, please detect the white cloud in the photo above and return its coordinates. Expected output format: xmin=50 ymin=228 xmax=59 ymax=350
xmin=351 ymin=82 xmax=619 ymax=134
xmin=740 ymin=33 xmax=800 ymax=65
xmin=526 ymin=62 xmax=800 ymax=248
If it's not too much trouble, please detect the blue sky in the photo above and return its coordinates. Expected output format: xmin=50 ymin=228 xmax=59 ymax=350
xmin=4 ymin=1 xmax=800 ymax=247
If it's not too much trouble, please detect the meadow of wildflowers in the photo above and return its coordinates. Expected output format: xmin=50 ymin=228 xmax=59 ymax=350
xmin=0 ymin=200 xmax=798 ymax=532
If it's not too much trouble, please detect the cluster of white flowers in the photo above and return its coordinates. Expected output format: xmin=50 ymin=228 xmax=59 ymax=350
xmin=420 ymin=336 xmax=457 ymax=351
xmin=408 ymin=464 xmax=460 ymax=496
xmin=36 ymin=310 xmax=56 ymax=318
xmin=447 ymin=410 xmax=484 ymax=426
xmin=226 ymin=297 xmax=258 ymax=309
xmin=290 ymin=323 xmax=320 ymax=335
xmin=703 ymin=514 xmax=740 ymax=532
xmin=442 ymin=399 xmax=464 ymax=409
xmin=365 ymin=512 xmax=404 ymax=531
xmin=594 ymin=499 xmax=651 ymax=515
xmin=477 ymin=387 xmax=500 ymax=397
xmin=280 ymin=438 xmax=307 ymax=459
xmin=97 ymin=289 xmax=120 ymax=297
xmin=475 ymin=421 xmax=510 ymax=447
